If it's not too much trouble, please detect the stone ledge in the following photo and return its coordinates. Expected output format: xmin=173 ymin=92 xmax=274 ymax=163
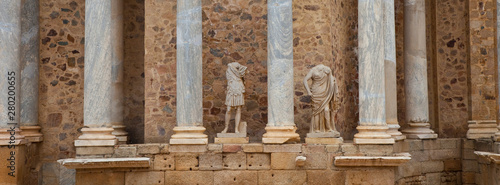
xmin=334 ymin=153 xmax=411 ymax=167
xmin=58 ymin=157 xmax=150 ymax=169
xmin=475 ymin=151 xmax=500 ymax=164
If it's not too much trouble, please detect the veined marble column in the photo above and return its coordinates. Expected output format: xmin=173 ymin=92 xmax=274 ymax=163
xmin=383 ymin=0 xmax=405 ymax=141
xmin=20 ymin=0 xmax=43 ymax=143
xmin=0 ymin=1 xmax=25 ymax=145
xmin=75 ymin=0 xmax=126 ymax=150
xmin=495 ymin=0 xmax=500 ymax=142
xmin=353 ymin=0 xmax=394 ymax=144
xmin=262 ymin=0 xmax=300 ymax=144
xmin=401 ymin=0 xmax=437 ymax=139
xmin=169 ymin=0 xmax=208 ymax=145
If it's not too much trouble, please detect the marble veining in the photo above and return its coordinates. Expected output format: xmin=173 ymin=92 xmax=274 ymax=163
xmin=177 ymin=0 xmax=203 ymax=126
xmin=267 ymin=0 xmax=294 ymax=127
xmin=358 ymin=0 xmax=386 ymax=126
xmin=0 ymin=1 xmax=21 ymax=128
xmin=383 ymin=0 xmax=398 ymax=125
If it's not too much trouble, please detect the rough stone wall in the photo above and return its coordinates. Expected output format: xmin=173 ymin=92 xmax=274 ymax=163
xmin=468 ymin=0 xmax=497 ymax=121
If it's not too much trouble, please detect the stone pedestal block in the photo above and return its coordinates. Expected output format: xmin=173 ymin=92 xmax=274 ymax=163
xmin=20 ymin=126 xmax=43 ymax=142
xmin=215 ymin=122 xmax=248 ymax=144
xmin=112 ymin=124 xmax=128 ymax=144
xmin=75 ymin=128 xmax=117 ymax=156
xmin=262 ymin=126 xmax=300 ymax=144
xmin=466 ymin=120 xmax=498 ymax=139
xmin=354 ymin=126 xmax=395 ymax=144
xmin=402 ymin=123 xmax=438 ymax=139
xmin=169 ymin=126 xmax=208 ymax=145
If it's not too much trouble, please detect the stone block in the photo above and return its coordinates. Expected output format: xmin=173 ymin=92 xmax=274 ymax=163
xmin=263 ymin=144 xmax=301 ymax=153
xmin=305 ymin=137 xmax=343 ymax=144
xmin=407 ymin=139 xmax=423 ymax=151
xmin=271 ymin=153 xmax=298 ymax=170
xmin=165 ymin=171 xmax=214 ymax=185
xmin=425 ymin=173 xmax=441 ymax=185
xmin=208 ymin=144 xmax=222 ymax=153
xmin=411 ymin=150 xmax=430 ymax=162
xmin=444 ymin=159 xmax=461 ymax=171
xmin=421 ymin=161 xmax=444 ymax=173
xmin=358 ymin=144 xmax=394 ymax=156
xmin=325 ymin=144 xmax=340 ymax=153
xmin=125 ymin=171 xmax=164 ymax=185
xmin=199 ymin=153 xmax=223 ymax=170
xmin=223 ymin=153 xmax=246 ymax=170
xmin=246 ymin=153 xmax=270 ymax=170
xmin=215 ymin=137 xmax=249 ymax=144
xmin=307 ymin=170 xmax=345 ymax=185
xmin=258 ymin=170 xmax=306 ymax=185
xmin=440 ymin=138 xmax=460 ymax=149
xmin=153 ymin=154 xmax=175 ymax=171
xmin=462 ymin=160 xmax=479 ymax=172
xmin=76 ymin=171 xmax=124 ymax=185
xmin=397 ymin=161 xmax=422 ymax=177
xmin=429 ymin=149 xmax=461 ymax=160
xmin=423 ymin=139 xmax=441 ymax=150
xmin=345 ymin=169 xmax=394 ymax=185
xmin=137 ymin=144 xmax=161 ymax=154
xmin=159 ymin=144 xmax=169 ymax=153
xmin=174 ymin=153 xmax=199 ymax=171
xmin=242 ymin=143 xmax=263 ymax=153
xmin=169 ymin=145 xmax=207 ymax=153
xmin=463 ymin=139 xmax=474 ymax=149
xmin=301 ymin=144 xmax=326 ymax=153
xmin=462 ymin=172 xmax=475 ymax=184
xmin=76 ymin=146 xmax=114 ymax=155
xmin=463 ymin=149 xmax=478 ymax=160
xmin=393 ymin=141 xmax=408 ymax=152
xmin=222 ymin=144 xmax=242 ymax=152
xmin=340 ymin=143 xmax=358 ymax=155
xmin=114 ymin=146 xmax=137 ymax=157
xmin=214 ymin=171 xmax=258 ymax=185
xmin=305 ymin=153 xmax=328 ymax=169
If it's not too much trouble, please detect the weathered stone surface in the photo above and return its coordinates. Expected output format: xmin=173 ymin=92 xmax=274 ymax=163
xmin=242 ymin=143 xmax=263 ymax=153
xmin=222 ymin=144 xmax=242 ymax=153
xmin=420 ymin=161 xmax=444 ymax=173
xmin=306 ymin=170 xmax=345 ymax=185
xmin=164 ymin=171 xmax=214 ymax=185
xmin=263 ymin=144 xmax=301 ymax=153
xmin=429 ymin=149 xmax=461 ymax=160
xmin=444 ymin=159 xmax=461 ymax=171
xmin=247 ymin=153 xmax=270 ymax=170
xmin=159 ymin=144 xmax=169 ymax=153
xmin=174 ymin=154 xmax=199 ymax=171
xmin=153 ymin=154 xmax=175 ymax=171
xmin=345 ymin=169 xmax=394 ymax=185
xmin=76 ymin=146 xmax=114 ymax=155
xmin=214 ymin=171 xmax=258 ymax=185
xmin=301 ymin=145 xmax=326 ymax=153
xmin=169 ymin=145 xmax=207 ymax=153
xmin=114 ymin=146 xmax=137 ymax=157
xmin=305 ymin=153 xmax=328 ymax=169
xmin=76 ymin=171 xmax=124 ymax=185
xmin=258 ymin=170 xmax=307 ymax=185
xmin=199 ymin=153 xmax=223 ymax=170
xmin=125 ymin=171 xmax=164 ymax=185
xmin=358 ymin=144 xmax=394 ymax=156
xmin=325 ymin=144 xmax=340 ymax=153
xmin=207 ymin=144 xmax=222 ymax=153
xmin=223 ymin=153 xmax=246 ymax=170
xmin=271 ymin=153 xmax=298 ymax=170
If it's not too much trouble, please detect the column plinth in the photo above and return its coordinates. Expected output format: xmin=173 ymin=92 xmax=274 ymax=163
xmin=466 ymin=120 xmax=498 ymax=140
xmin=262 ymin=0 xmax=299 ymax=144
xmin=170 ymin=126 xmax=208 ymax=145
xmin=75 ymin=128 xmax=117 ymax=147
xmin=112 ymin=123 xmax=128 ymax=144
xmin=19 ymin=126 xmax=42 ymax=142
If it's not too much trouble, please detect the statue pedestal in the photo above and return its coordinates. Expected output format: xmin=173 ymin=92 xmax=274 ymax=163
xmin=305 ymin=131 xmax=343 ymax=144
xmin=215 ymin=122 xmax=249 ymax=144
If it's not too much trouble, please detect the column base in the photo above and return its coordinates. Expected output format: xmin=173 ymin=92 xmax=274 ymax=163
xmin=75 ymin=128 xmax=117 ymax=157
xmin=170 ymin=126 xmax=208 ymax=145
xmin=354 ymin=125 xmax=395 ymax=144
xmin=20 ymin=125 xmax=43 ymax=142
xmin=494 ymin=126 xmax=500 ymax=142
xmin=262 ymin=126 xmax=300 ymax=144
xmin=401 ymin=122 xmax=438 ymax=139
xmin=466 ymin=120 xmax=498 ymax=139
xmin=0 ymin=128 xmax=26 ymax=146
xmin=112 ymin=124 xmax=128 ymax=144
xmin=387 ymin=123 xmax=405 ymax=141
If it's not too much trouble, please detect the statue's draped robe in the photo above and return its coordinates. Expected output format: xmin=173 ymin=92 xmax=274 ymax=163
xmin=310 ymin=68 xmax=338 ymax=132
xmin=225 ymin=62 xmax=247 ymax=107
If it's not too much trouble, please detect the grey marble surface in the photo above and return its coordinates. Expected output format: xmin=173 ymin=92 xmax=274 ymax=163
xmin=267 ymin=0 xmax=295 ymax=127
xmin=20 ymin=0 xmax=39 ymax=126
xmin=358 ymin=0 xmax=386 ymax=126
xmin=404 ymin=0 xmax=429 ymax=123
xmin=383 ymin=0 xmax=398 ymax=125
xmin=176 ymin=0 xmax=203 ymax=126
xmin=0 ymin=1 xmax=21 ymax=128
xmin=84 ymin=0 xmax=123 ymax=127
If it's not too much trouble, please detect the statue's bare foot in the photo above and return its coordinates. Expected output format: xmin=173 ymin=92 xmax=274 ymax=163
xmin=235 ymin=131 xmax=239 ymax=133
xmin=314 ymin=130 xmax=320 ymax=133
xmin=222 ymin=128 xmax=228 ymax=133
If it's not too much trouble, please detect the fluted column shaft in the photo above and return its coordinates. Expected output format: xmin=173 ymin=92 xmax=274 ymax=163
xmin=262 ymin=0 xmax=299 ymax=144
xmin=76 ymin=0 xmax=126 ymax=148
xmin=401 ymin=0 xmax=437 ymax=139
xmin=0 ymin=1 xmax=25 ymax=145
xmin=383 ymin=0 xmax=405 ymax=141
xmin=354 ymin=0 xmax=394 ymax=144
xmin=170 ymin=0 xmax=208 ymax=145
xmin=20 ymin=0 xmax=42 ymax=142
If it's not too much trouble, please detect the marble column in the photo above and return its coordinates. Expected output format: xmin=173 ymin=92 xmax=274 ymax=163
xmin=353 ymin=0 xmax=394 ymax=144
xmin=262 ymin=0 xmax=300 ymax=144
xmin=75 ymin=0 xmax=126 ymax=150
xmin=495 ymin=0 xmax=500 ymax=142
xmin=401 ymin=0 xmax=437 ymax=139
xmin=169 ymin=0 xmax=208 ymax=145
xmin=0 ymin=1 xmax=25 ymax=145
xmin=383 ymin=0 xmax=405 ymax=141
xmin=19 ymin=0 xmax=43 ymax=143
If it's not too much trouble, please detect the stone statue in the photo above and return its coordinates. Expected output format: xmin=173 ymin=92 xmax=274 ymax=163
xmin=222 ymin=62 xmax=247 ymax=133
xmin=303 ymin=64 xmax=340 ymax=136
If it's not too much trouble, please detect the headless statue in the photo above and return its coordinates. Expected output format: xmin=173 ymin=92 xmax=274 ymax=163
xmin=222 ymin=62 xmax=247 ymax=133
